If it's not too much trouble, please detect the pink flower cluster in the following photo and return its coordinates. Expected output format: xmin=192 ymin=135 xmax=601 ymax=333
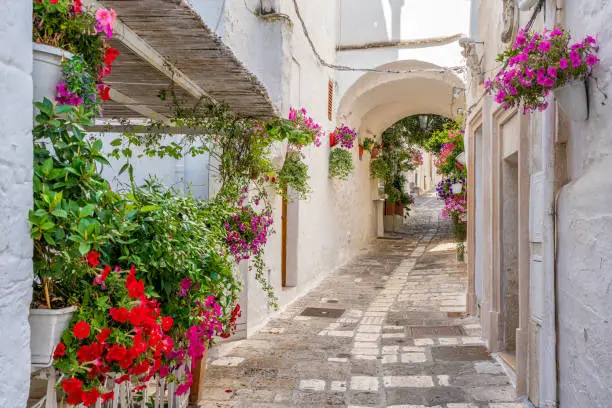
xmin=441 ymin=194 xmax=467 ymax=222
xmin=486 ymin=28 xmax=599 ymax=113
xmin=95 ymin=8 xmax=116 ymax=38
xmin=288 ymin=107 xmax=323 ymax=147
xmin=434 ymin=142 xmax=455 ymax=168
xmin=224 ymin=190 xmax=273 ymax=262
xmin=408 ymin=148 xmax=423 ymax=167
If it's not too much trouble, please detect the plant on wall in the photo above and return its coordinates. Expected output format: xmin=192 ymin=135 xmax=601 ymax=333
xmin=329 ymin=148 xmax=354 ymax=180
xmin=487 ymin=27 xmax=599 ymax=113
xmin=275 ymin=152 xmax=311 ymax=199
xmin=362 ymin=137 xmax=376 ymax=152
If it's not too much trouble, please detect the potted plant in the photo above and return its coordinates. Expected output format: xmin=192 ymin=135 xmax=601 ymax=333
xmin=487 ymin=27 xmax=599 ymax=120
xmin=329 ymin=148 xmax=354 ymax=180
xmin=371 ymin=143 xmax=382 ymax=159
xmin=33 ymin=0 xmax=118 ymax=107
xmin=29 ymin=101 xmax=131 ymax=365
xmin=333 ymin=124 xmax=358 ymax=150
xmin=362 ymin=137 xmax=376 ymax=152
xmin=329 ymin=131 xmax=338 ymax=147
xmin=359 ymin=144 xmax=364 ymax=160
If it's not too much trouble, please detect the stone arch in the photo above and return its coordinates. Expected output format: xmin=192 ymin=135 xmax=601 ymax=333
xmin=337 ymin=60 xmax=466 ymax=139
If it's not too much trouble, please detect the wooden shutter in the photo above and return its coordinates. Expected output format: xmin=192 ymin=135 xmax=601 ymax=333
xmin=328 ymin=79 xmax=333 ymax=121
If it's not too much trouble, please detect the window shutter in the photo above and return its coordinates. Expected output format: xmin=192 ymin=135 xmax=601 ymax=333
xmin=328 ymin=79 xmax=333 ymax=121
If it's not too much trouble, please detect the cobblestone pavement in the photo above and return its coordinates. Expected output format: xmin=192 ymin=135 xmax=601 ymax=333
xmin=201 ymin=193 xmax=522 ymax=408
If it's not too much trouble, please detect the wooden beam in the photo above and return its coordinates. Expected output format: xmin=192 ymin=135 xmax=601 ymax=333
xmin=83 ymin=0 xmax=218 ymax=104
xmin=108 ymin=88 xmax=171 ymax=123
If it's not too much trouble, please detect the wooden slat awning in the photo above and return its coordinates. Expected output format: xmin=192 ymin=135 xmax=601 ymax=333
xmin=92 ymin=0 xmax=277 ymax=121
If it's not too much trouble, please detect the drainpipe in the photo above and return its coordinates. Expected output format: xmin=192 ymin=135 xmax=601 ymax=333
xmin=540 ymin=1 xmax=562 ymax=406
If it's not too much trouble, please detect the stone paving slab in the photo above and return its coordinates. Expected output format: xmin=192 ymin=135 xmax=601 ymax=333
xmin=200 ymin=194 xmax=523 ymax=408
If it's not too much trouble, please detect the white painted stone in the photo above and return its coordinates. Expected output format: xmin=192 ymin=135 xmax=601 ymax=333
xmin=353 ymin=354 xmax=377 ymax=360
xmin=331 ymin=381 xmax=347 ymax=392
xmin=461 ymin=337 xmax=484 ymax=345
xmin=328 ymin=357 xmax=349 ymax=363
xmin=382 ymin=345 xmax=400 ymax=354
xmin=383 ymin=325 xmax=404 ymax=331
xmin=357 ymin=325 xmax=382 ymax=333
xmin=294 ymin=316 xmax=312 ymax=321
xmin=414 ymin=338 xmax=435 ymax=346
xmin=355 ymin=333 xmax=380 ymax=342
xmin=299 ymin=379 xmax=326 ymax=392
xmin=350 ymin=376 xmax=379 ymax=392
xmin=402 ymin=346 xmax=426 ymax=352
xmin=352 ymin=348 xmax=379 ymax=356
xmin=475 ymin=361 xmax=505 ymax=375
xmin=383 ymin=376 xmax=434 ymax=388
xmin=328 ymin=330 xmax=355 ymax=337
xmin=382 ymin=333 xmax=404 ymax=339
xmin=361 ymin=316 xmax=384 ymax=325
xmin=447 ymin=404 xmax=479 ymax=408
xmin=382 ymin=354 xmax=398 ymax=364
xmin=488 ymin=404 xmax=524 ymax=408
xmin=354 ymin=341 xmax=378 ymax=349
xmin=401 ymin=353 xmax=427 ymax=363
xmin=437 ymin=375 xmax=450 ymax=386
xmin=438 ymin=337 xmax=459 ymax=345
xmin=211 ymin=357 xmax=245 ymax=367
xmin=364 ymin=311 xmax=386 ymax=317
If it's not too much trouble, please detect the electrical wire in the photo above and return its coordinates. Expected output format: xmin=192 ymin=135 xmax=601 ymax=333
xmin=290 ymin=0 xmax=464 ymax=75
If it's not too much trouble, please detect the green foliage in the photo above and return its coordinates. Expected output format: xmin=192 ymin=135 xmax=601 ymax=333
xmin=116 ymin=180 xmax=241 ymax=331
xmin=59 ymin=56 xmax=101 ymax=114
xmin=277 ymin=152 xmax=311 ymax=200
xmin=30 ymin=99 xmax=134 ymax=308
xmin=370 ymin=157 xmax=391 ymax=181
xmin=384 ymin=115 xmax=452 ymax=149
xmin=328 ymin=148 xmax=354 ymax=180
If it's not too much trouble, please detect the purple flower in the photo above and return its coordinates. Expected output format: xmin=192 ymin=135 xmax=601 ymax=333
xmin=538 ymin=41 xmax=552 ymax=52
xmin=559 ymin=58 xmax=569 ymax=69
xmin=547 ymin=66 xmax=558 ymax=78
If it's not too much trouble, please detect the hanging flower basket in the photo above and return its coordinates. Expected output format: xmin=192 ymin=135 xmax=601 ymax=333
xmin=451 ymin=182 xmax=463 ymax=195
xmin=29 ymin=306 xmax=76 ymax=366
xmin=486 ymin=28 xmax=599 ymax=115
xmin=554 ymin=79 xmax=589 ymax=121
xmin=32 ymin=43 xmax=73 ymax=113
xmin=371 ymin=146 xmax=381 ymax=159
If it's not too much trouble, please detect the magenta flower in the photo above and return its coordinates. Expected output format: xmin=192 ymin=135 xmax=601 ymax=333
xmin=586 ymin=54 xmax=599 ymax=67
xmin=538 ymin=41 xmax=552 ymax=52
xmin=95 ymin=8 xmax=116 ymax=38
xmin=559 ymin=58 xmax=569 ymax=69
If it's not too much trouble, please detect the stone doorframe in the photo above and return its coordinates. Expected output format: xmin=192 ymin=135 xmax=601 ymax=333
xmin=490 ymin=106 xmax=531 ymax=396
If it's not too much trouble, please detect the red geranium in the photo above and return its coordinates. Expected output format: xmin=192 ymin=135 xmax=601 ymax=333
xmin=106 ymin=344 xmax=127 ymax=362
xmin=53 ymin=343 xmax=66 ymax=359
xmin=161 ymin=316 xmax=174 ymax=332
xmin=73 ymin=0 xmax=83 ymax=13
xmin=104 ymin=47 xmax=121 ymax=65
xmin=86 ymin=250 xmax=101 ymax=267
xmin=73 ymin=321 xmax=91 ymax=339
xmin=110 ymin=307 xmax=129 ymax=323
xmin=96 ymin=328 xmax=112 ymax=343
xmin=99 ymin=85 xmax=112 ymax=101
xmin=62 ymin=377 xmax=83 ymax=394
xmin=127 ymin=279 xmax=145 ymax=299
xmin=82 ymin=388 xmax=100 ymax=405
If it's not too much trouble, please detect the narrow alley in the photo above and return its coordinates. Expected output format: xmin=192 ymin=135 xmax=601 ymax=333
xmin=201 ymin=195 xmax=521 ymax=408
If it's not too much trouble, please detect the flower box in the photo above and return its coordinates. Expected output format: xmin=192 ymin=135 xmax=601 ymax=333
xmin=32 ymin=43 xmax=73 ymax=113
xmin=29 ymin=306 xmax=76 ymax=367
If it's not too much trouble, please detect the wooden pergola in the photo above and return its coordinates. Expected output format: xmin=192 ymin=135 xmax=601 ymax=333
xmin=84 ymin=0 xmax=277 ymax=124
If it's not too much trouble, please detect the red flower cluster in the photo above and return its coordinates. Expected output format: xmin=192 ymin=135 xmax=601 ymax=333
xmin=98 ymin=47 xmax=120 ymax=101
xmin=56 ymin=261 xmax=175 ymax=406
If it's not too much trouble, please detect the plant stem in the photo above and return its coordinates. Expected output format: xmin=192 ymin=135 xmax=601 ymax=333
xmin=43 ymin=276 xmax=52 ymax=309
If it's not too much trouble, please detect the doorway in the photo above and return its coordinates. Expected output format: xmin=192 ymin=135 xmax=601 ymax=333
xmin=500 ymin=152 xmax=519 ymax=368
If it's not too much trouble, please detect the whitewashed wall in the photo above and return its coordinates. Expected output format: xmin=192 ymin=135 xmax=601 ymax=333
xmin=556 ymin=2 xmax=612 ymax=406
xmin=0 ymin=1 xmax=33 ymax=407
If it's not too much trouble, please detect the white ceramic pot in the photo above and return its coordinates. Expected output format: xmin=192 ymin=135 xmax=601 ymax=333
xmin=554 ymin=79 xmax=589 ymax=122
xmin=451 ymin=182 xmax=463 ymax=195
xmin=269 ymin=140 xmax=288 ymax=170
xmin=29 ymin=306 xmax=76 ymax=366
xmin=33 ymin=43 xmax=73 ymax=106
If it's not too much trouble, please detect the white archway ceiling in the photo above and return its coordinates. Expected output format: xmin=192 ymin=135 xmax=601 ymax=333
xmin=338 ymin=60 xmax=466 ymax=137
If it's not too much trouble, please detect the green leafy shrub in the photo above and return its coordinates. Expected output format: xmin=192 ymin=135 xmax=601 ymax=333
xmin=329 ymin=148 xmax=354 ymax=180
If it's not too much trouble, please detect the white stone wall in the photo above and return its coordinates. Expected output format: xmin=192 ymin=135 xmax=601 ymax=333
xmin=0 ymin=1 xmax=33 ymax=406
xmin=556 ymin=2 xmax=612 ymax=406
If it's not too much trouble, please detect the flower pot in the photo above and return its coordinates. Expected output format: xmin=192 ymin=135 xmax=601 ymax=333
xmin=371 ymin=147 xmax=380 ymax=159
xmin=269 ymin=140 xmax=288 ymax=170
xmin=451 ymin=182 xmax=463 ymax=195
xmin=359 ymin=145 xmax=364 ymax=160
xmin=554 ymin=79 xmax=589 ymax=121
xmin=33 ymin=43 xmax=73 ymax=107
xmin=329 ymin=132 xmax=338 ymax=148
xmin=29 ymin=306 xmax=76 ymax=366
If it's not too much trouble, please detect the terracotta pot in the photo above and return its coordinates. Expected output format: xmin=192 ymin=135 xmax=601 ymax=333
xmin=395 ymin=204 xmax=405 ymax=216
xmin=359 ymin=145 xmax=364 ymax=160
xmin=371 ymin=147 xmax=380 ymax=159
